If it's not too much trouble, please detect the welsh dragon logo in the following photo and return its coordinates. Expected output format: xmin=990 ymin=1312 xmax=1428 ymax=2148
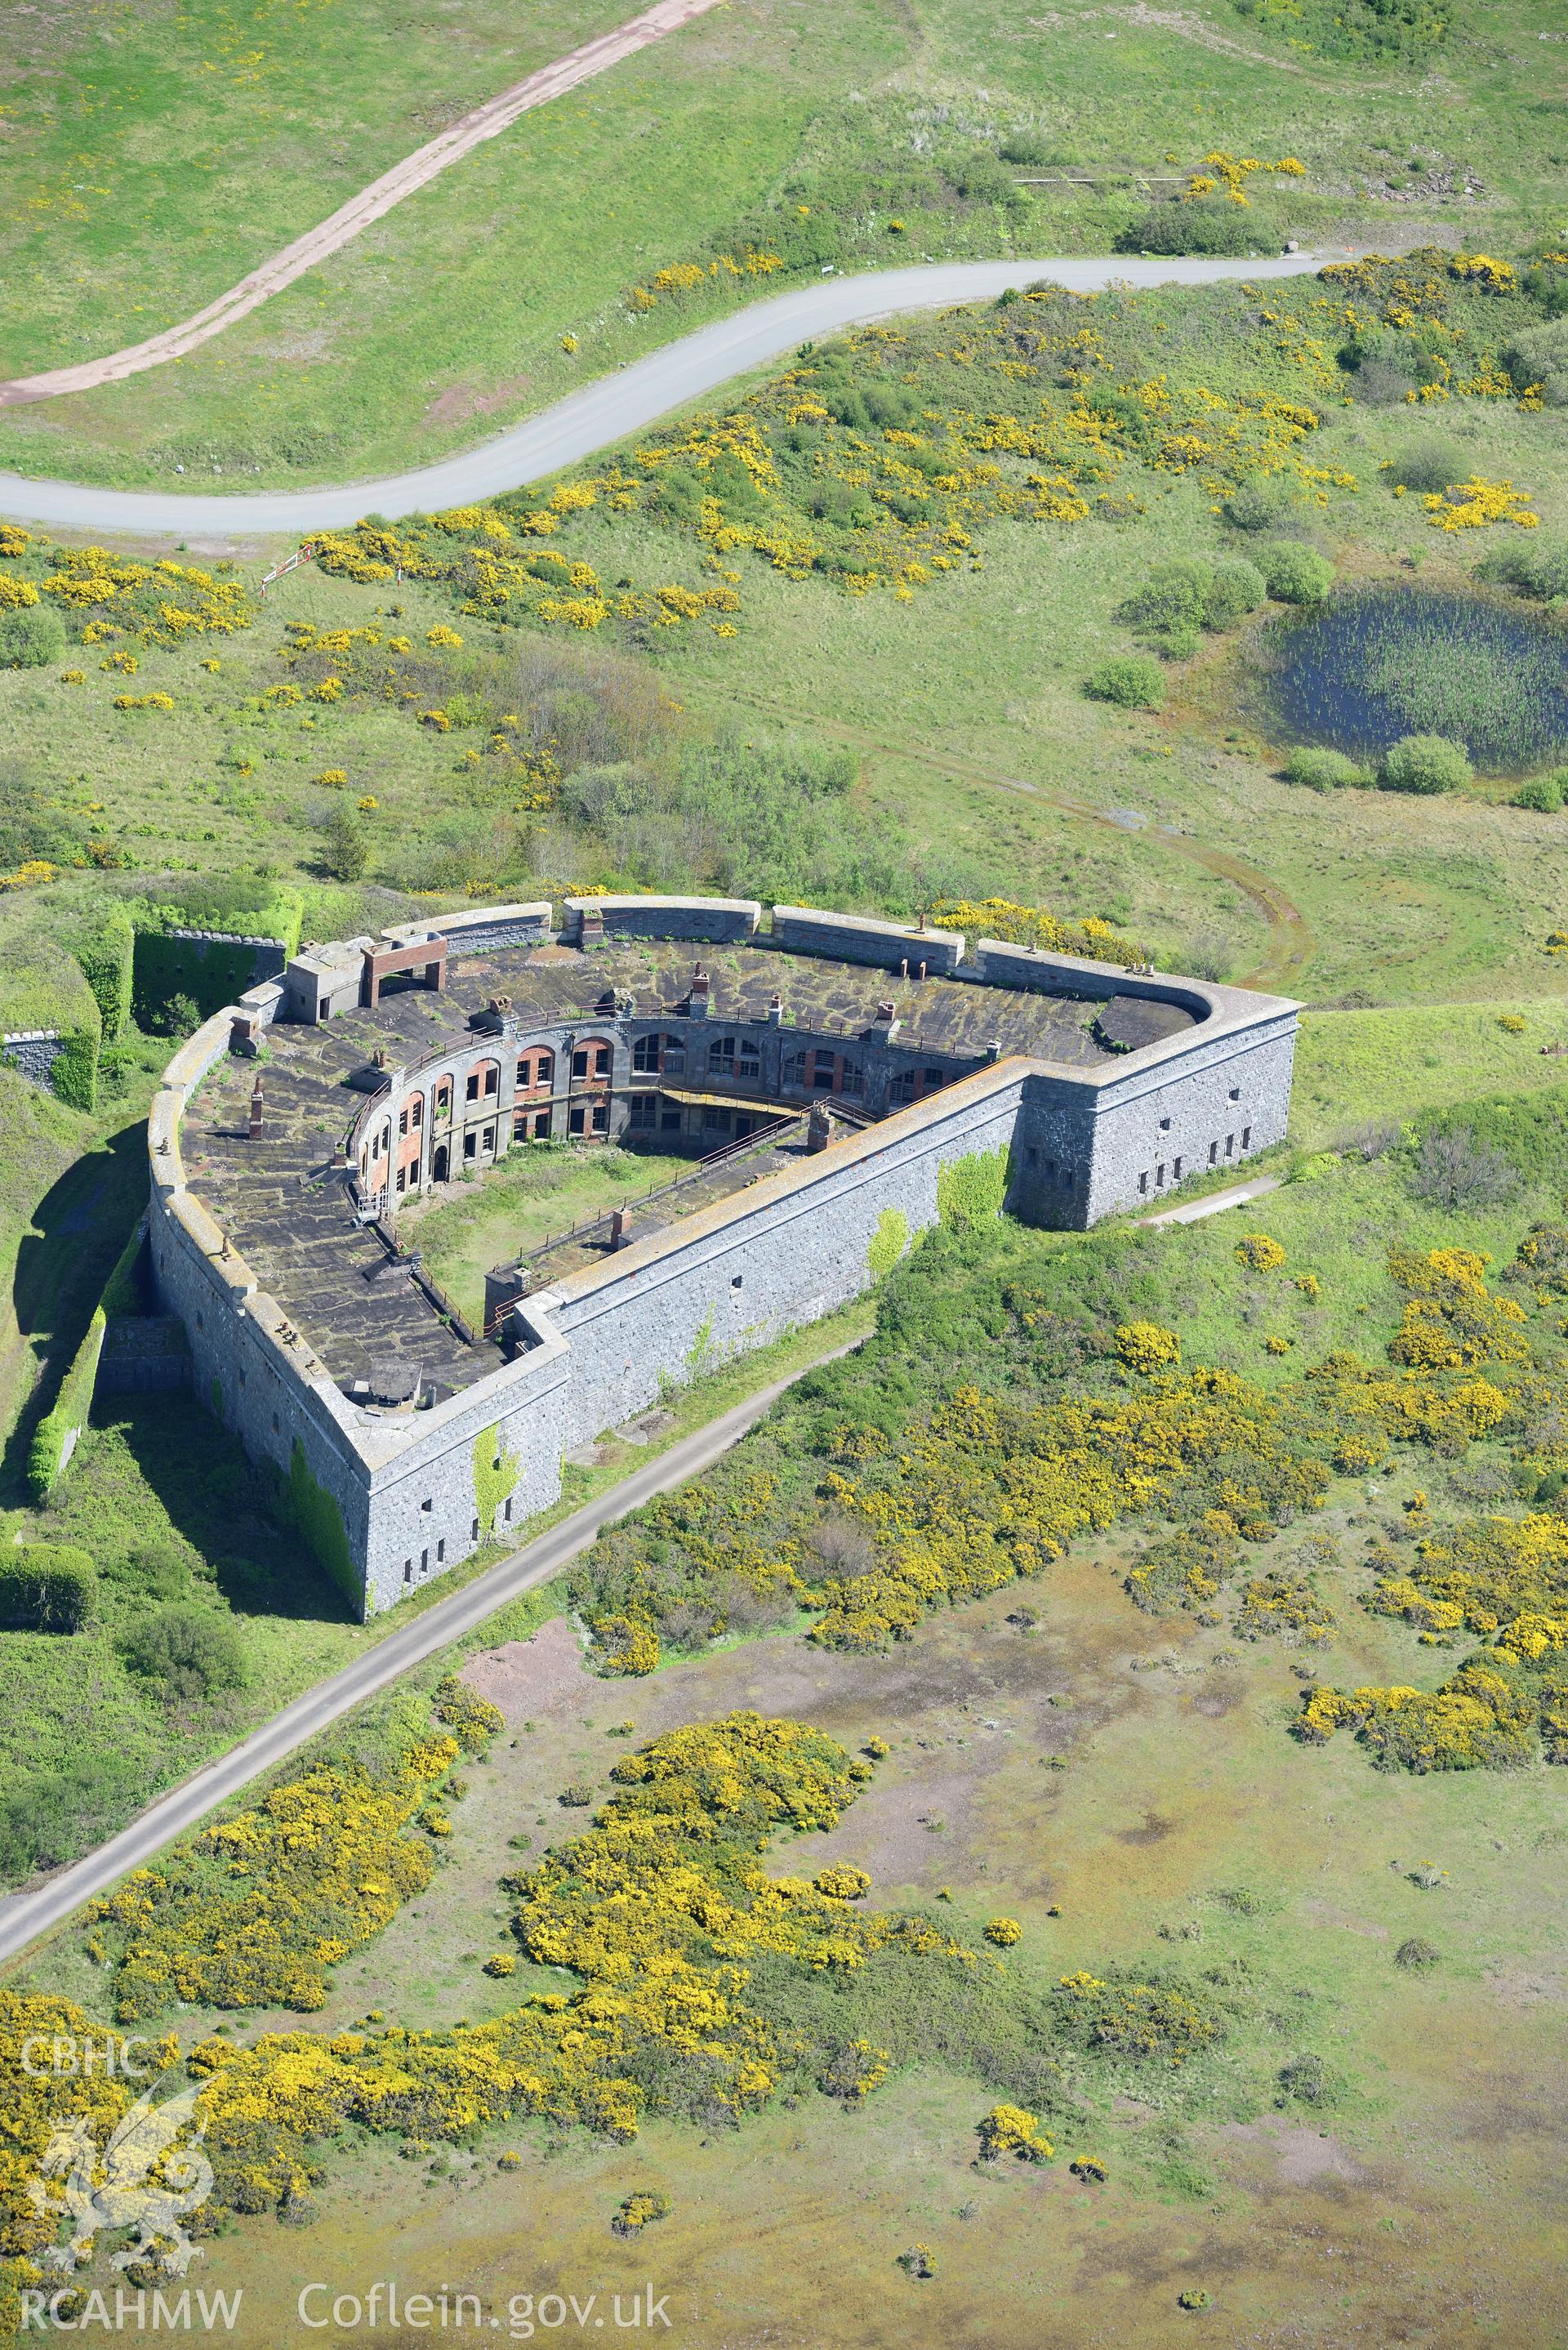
xmin=27 ymin=2085 xmax=215 ymax=2277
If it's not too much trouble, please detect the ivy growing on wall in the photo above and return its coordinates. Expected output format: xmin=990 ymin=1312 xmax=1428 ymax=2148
xmin=286 ymin=1439 xmax=358 ymax=1610
xmin=867 ymin=1207 xmax=910 ymax=1281
xmin=69 ymin=903 xmax=134 ymax=1045
xmin=474 ymin=1422 xmax=520 ymax=1534
xmin=937 ymin=1145 xmax=1013 ymax=1233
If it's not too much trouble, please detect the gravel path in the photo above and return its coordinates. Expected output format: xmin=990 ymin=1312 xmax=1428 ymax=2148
xmin=0 ymin=248 xmax=1364 ymax=540
xmin=0 ymin=0 xmax=721 ymax=411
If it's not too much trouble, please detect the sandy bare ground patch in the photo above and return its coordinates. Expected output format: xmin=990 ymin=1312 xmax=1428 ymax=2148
xmin=458 ymin=1614 xmax=595 ymax=1723
xmin=0 ymin=0 xmax=720 ymax=408
xmin=422 ymin=375 xmax=534 ymax=428
xmin=1300 ymin=1896 xmax=1392 ymax=1942
xmin=1222 ymin=2116 xmax=1377 ymax=2188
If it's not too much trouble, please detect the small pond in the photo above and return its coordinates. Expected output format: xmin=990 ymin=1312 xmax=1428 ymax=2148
xmin=1256 ymin=585 xmax=1568 ymax=775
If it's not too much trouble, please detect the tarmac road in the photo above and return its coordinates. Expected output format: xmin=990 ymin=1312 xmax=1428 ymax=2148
xmin=0 ymin=249 xmax=1361 ymax=540
xmin=0 ymin=1338 xmax=862 ymax=1966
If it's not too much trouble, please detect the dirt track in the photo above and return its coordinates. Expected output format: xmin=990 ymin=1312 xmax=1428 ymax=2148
xmin=0 ymin=0 xmax=720 ymax=409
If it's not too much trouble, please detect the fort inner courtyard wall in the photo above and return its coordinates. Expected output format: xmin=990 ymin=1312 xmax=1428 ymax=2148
xmin=147 ymin=895 xmax=1298 ymax=1616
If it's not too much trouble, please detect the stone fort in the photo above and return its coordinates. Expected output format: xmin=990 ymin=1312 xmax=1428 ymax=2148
xmin=148 ymin=894 xmax=1298 ymax=1616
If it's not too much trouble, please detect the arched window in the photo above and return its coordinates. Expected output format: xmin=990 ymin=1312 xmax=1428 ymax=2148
xmin=517 ymin=1047 xmax=554 ymax=1093
xmin=435 ymin=1079 xmax=452 ymax=1120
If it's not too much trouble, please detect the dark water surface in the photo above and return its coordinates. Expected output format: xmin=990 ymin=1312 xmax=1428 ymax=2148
xmin=1258 ymin=586 xmax=1568 ymax=774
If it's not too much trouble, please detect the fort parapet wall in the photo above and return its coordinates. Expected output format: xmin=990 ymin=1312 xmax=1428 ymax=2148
xmin=148 ymin=896 xmax=1298 ymax=1617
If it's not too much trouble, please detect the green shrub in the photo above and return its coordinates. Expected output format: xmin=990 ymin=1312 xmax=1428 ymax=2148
xmin=113 ymin=1544 xmax=190 ymax=1600
xmin=1283 ymin=747 xmax=1370 ymax=792
xmin=0 ymin=1544 xmax=97 ymax=1632
xmin=1085 ymin=655 xmax=1165 ymax=708
xmin=1121 ymin=558 xmax=1212 ymax=644
xmin=1379 ymin=733 xmax=1472 ymax=794
xmin=1500 ymin=317 xmax=1568 ymax=404
xmin=122 ymin=1603 xmax=247 ymax=1702
xmin=1223 ymin=482 xmax=1285 ymax=533
xmin=1479 ymin=535 xmax=1568 ymax=602
xmin=1204 ymin=558 xmax=1267 ymax=629
xmin=318 ymin=809 xmax=368 ymax=882
xmin=1263 ymin=542 xmax=1334 ymax=604
xmin=0 ymin=1751 xmax=154 ymax=1881
xmin=1383 ymin=439 xmax=1468 ymax=495
xmin=1120 ymin=556 xmax=1263 ymax=650
xmin=0 ymin=604 xmax=65 ymax=668
xmin=1515 ymin=772 xmax=1565 ymax=813
xmin=1116 ymin=196 xmax=1267 ymax=257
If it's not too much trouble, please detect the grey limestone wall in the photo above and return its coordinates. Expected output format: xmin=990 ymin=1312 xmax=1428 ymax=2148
xmin=168 ymin=929 xmax=288 ymax=986
xmin=564 ymin=894 xmax=760 ymax=945
xmin=1080 ymin=1011 xmax=1297 ymax=1221
xmin=538 ymin=1071 xmax=1026 ymax=1447
xmin=433 ymin=904 xmax=553 ymax=959
xmin=2 ymin=1030 xmax=68 ymax=1089
xmin=359 ymin=1331 xmax=572 ymax=1615
xmin=97 ymin=1317 xmax=191 ymax=1394
xmin=974 ymin=939 xmax=1208 ymax=1016
xmin=152 ymin=1185 xmax=375 ymax=1602
xmin=771 ymin=905 xmax=964 ymax=976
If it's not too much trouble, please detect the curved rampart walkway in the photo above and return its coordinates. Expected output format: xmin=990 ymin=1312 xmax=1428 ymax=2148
xmin=0 ymin=0 xmax=721 ymax=411
xmin=0 ymin=248 xmax=1361 ymax=537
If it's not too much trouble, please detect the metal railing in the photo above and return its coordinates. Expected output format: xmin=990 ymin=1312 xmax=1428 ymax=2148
xmin=483 ymin=1112 xmax=807 ymax=1331
xmin=345 ymin=1170 xmax=478 ymax=1346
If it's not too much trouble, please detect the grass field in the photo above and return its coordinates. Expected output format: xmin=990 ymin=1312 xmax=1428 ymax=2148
xmin=403 ymin=1140 xmax=695 ymax=1328
xmin=5 ymin=0 xmax=1568 ymax=486
xmin=6 ymin=35 xmax=1568 ymax=2339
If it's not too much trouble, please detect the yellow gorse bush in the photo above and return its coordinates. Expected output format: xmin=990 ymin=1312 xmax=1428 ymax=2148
xmin=1423 ymin=477 xmax=1538 ymax=533
xmin=1387 ymin=1246 xmax=1530 ymax=1371
xmin=157 ymin=1714 xmax=973 ymax=2213
xmin=1183 ymin=152 xmax=1305 ymax=207
xmin=978 ymin=2101 xmax=1053 ymax=2160
xmin=89 ymin=1733 xmax=461 ymax=2021
xmin=1115 ymin=1322 xmax=1182 ymax=1375
xmin=929 ymin=893 xmax=1144 ymax=971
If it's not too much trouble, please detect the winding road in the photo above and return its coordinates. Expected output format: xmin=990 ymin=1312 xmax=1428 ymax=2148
xmin=0 ymin=249 xmax=1361 ymax=539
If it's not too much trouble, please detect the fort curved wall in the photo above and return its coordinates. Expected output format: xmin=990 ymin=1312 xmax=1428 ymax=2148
xmin=147 ymin=897 xmax=1298 ymax=1617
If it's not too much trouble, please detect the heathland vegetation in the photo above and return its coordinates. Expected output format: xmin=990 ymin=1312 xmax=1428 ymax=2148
xmin=4 ymin=1063 xmax=1568 ymax=2334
